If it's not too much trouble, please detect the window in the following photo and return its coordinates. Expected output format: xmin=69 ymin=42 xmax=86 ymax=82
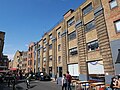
xmin=28 ymin=47 xmax=30 ymax=51
xmin=43 ymin=38 xmax=46 ymax=44
xmin=31 ymin=53 xmax=32 ymax=58
xmin=58 ymin=32 xmax=61 ymax=38
xmin=114 ymin=20 xmax=120 ymax=32
xmin=67 ymin=17 xmax=75 ymax=27
xmin=38 ymin=50 xmax=40 ymax=56
xmin=69 ymin=47 xmax=78 ymax=55
xmin=82 ymin=3 xmax=92 ymax=15
xmin=68 ymin=31 xmax=76 ymax=41
xmin=58 ymin=56 xmax=61 ymax=62
xmin=87 ymin=40 xmax=99 ymax=51
xmin=109 ymin=0 xmax=118 ymax=9
xmin=34 ymin=60 xmax=36 ymax=65
xmin=38 ymin=58 xmax=40 ymax=67
xmin=43 ymin=47 xmax=46 ymax=52
xmin=49 ymin=34 xmax=52 ymax=39
xmin=85 ymin=20 xmax=95 ymax=32
xmin=58 ymin=44 xmax=61 ymax=51
xmin=49 ymin=44 xmax=52 ymax=50
xmin=49 ymin=55 xmax=52 ymax=61
xmin=28 ymin=60 xmax=32 ymax=65
xmin=43 ymin=57 xmax=46 ymax=62
xmin=38 ymin=44 xmax=40 ymax=49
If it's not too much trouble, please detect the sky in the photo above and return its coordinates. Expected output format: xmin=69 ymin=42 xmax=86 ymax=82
xmin=0 ymin=0 xmax=85 ymax=60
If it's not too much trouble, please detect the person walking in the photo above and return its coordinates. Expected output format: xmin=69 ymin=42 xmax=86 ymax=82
xmin=66 ymin=71 xmax=72 ymax=90
xmin=62 ymin=74 xmax=67 ymax=90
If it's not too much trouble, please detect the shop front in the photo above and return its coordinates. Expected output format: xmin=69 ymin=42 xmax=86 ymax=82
xmin=87 ymin=60 xmax=105 ymax=82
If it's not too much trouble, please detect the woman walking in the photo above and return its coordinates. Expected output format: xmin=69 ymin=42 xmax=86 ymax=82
xmin=62 ymin=74 xmax=67 ymax=90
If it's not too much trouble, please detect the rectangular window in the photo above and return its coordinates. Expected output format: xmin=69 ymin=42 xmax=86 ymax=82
xmin=43 ymin=38 xmax=46 ymax=44
xmin=67 ymin=17 xmax=75 ymax=27
xmin=31 ymin=53 xmax=32 ymax=58
xmin=87 ymin=40 xmax=99 ymax=51
xmin=43 ymin=47 xmax=46 ymax=52
xmin=68 ymin=31 xmax=76 ymax=41
xmin=58 ymin=32 xmax=61 ymax=38
xmin=58 ymin=56 xmax=61 ymax=62
xmin=38 ymin=44 xmax=40 ymax=49
xmin=69 ymin=47 xmax=78 ymax=55
xmin=58 ymin=44 xmax=61 ymax=51
xmin=85 ymin=20 xmax=95 ymax=32
xmin=114 ymin=20 xmax=120 ymax=32
xmin=49 ymin=34 xmax=52 ymax=39
xmin=28 ymin=60 xmax=32 ymax=65
xmin=49 ymin=55 xmax=52 ymax=61
xmin=38 ymin=50 xmax=40 ymax=56
xmin=43 ymin=57 xmax=46 ymax=62
xmin=38 ymin=58 xmax=40 ymax=67
xmin=109 ymin=0 xmax=117 ymax=9
xmin=82 ymin=3 xmax=92 ymax=15
xmin=49 ymin=44 xmax=52 ymax=50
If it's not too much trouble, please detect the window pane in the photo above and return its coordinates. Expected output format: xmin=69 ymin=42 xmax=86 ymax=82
xmin=49 ymin=44 xmax=52 ymax=49
xmin=110 ymin=0 xmax=117 ymax=9
xmin=115 ymin=20 xmax=120 ymax=32
xmin=49 ymin=34 xmax=52 ymax=39
xmin=58 ymin=44 xmax=61 ymax=51
xmin=69 ymin=31 xmax=76 ymax=41
xmin=58 ymin=32 xmax=60 ymax=38
xmin=87 ymin=40 xmax=99 ymax=51
xmin=83 ymin=3 xmax=92 ymax=15
xmin=67 ymin=17 xmax=75 ymax=27
xmin=69 ymin=47 xmax=78 ymax=55
xmin=85 ymin=20 xmax=95 ymax=32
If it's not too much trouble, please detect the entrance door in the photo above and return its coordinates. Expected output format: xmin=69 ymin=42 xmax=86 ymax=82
xmin=59 ymin=67 xmax=62 ymax=77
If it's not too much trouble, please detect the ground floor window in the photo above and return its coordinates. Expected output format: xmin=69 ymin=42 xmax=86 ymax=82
xmin=68 ymin=64 xmax=79 ymax=77
xmin=87 ymin=60 xmax=105 ymax=82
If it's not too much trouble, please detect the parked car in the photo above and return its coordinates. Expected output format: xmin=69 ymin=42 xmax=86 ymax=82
xmin=35 ymin=72 xmax=51 ymax=81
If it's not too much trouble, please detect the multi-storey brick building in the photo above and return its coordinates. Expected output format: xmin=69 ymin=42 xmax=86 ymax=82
xmin=11 ymin=0 xmax=119 ymax=84
xmin=21 ymin=51 xmax=28 ymax=74
xmin=13 ymin=50 xmax=22 ymax=69
xmin=101 ymin=0 xmax=120 ymax=76
xmin=27 ymin=42 xmax=35 ymax=73
xmin=32 ymin=0 xmax=120 ymax=84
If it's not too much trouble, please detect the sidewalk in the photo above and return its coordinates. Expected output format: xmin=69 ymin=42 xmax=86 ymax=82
xmin=0 ymin=83 xmax=13 ymax=90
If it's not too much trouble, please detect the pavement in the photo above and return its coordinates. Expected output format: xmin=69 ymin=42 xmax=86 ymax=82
xmin=0 ymin=79 xmax=25 ymax=90
xmin=0 ymin=79 xmax=61 ymax=90
xmin=0 ymin=83 xmax=13 ymax=90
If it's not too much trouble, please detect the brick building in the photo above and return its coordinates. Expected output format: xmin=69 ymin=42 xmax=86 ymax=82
xmin=13 ymin=0 xmax=120 ymax=84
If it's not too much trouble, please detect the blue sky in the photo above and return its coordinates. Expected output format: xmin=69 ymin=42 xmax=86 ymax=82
xmin=0 ymin=0 xmax=84 ymax=60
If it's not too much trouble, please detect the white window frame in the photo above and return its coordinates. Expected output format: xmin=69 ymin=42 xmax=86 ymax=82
xmin=109 ymin=0 xmax=118 ymax=9
xmin=114 ymin=20 xmax=120 ymax=32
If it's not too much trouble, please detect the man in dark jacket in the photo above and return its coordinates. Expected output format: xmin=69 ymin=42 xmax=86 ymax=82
xmin=66 ymin=71 xmax=72 ymax=90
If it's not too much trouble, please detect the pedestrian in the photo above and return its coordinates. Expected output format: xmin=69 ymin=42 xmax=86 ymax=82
xmin=62 ymin=74 xmax=67 ymax=90
xmin=110 ymin=76 xmax=118 ymax=90
xmin=66 ymin=71 xmax=72 ymax=90
xmin=26 ymin=73 xmax=31 ymax=89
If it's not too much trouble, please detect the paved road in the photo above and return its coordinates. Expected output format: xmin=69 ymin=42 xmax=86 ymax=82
xmin=16 ymin=80 xmax=62 ymax=90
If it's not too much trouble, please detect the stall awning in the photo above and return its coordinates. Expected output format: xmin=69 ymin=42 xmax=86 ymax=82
xmin=9 ymin=68 xmax=18 ymax=71
xmin=115 ymin=49 xmax=120 ymax=64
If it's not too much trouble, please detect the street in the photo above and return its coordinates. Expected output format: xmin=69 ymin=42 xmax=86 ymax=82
xmin=16 ymin=80 xmax=62 ymax=90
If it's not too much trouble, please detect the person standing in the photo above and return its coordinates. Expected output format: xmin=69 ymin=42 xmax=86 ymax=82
xmin=66 ymin=71 xmax=72 ymax=90
xmin=62 ymin=74 xmax=67 ymax=90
